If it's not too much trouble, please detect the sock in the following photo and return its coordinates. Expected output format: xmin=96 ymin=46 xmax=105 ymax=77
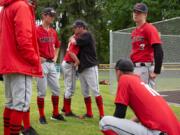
xmin=84 ymin=97 xmax=93 ymax=116
xmin=102 ymin=130 xmax=118 ymax=135
xmin=10 ymin=110 xmax=24 ymax=135
xmin=23 ymin=109 xmax=30 ymax=129
xmin=64 ymin=98 xmax=71 ymax=114
xmin=51 ymin=96 xmax=59 ymax=116
xmin=3 ymin=107 xmax=12 ymax=135
xmin=95 ymin=95 xmax=104 ymax=118
xmin=37 ymin=97 xmax=45 ymax=118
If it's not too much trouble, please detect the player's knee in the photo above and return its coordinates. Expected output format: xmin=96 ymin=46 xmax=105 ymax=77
xmin=64 ymin=92 xmax=73 ymax=99
xmin=93 ymin=91 xmax=100 ymax=97
xmin=38 ymin=92 xmax=46 ymax=97
xmin=99 ymin=116 xmax=112 ymax=129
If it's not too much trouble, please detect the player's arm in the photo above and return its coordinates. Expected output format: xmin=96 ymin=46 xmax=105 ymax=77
xmin=69 ymin=52 xmax=80 ymax=67
xmin=53 ymin=31 xmax=61 ymax=62
xmin=153 ymin=44 xmax=164 ymax=74
xmin=113 ymin=103 xmax=127 ymax=118
xmin=76 ymin=32 xmax=92 ymax=46
xmin=53 ymin=48 xmax=59 ymax=63
xmin=15 ymin=4 xmax=38 ymax=65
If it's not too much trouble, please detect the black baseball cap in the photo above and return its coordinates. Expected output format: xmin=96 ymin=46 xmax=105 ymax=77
xmin=72 ymin=20 xmax=88 ymax=29
xmin=42 ymin=7 xmax=56 ymax=16
xmin=115 ymin=59 xmax=134 ymax=72
xmin=133 ymin=3 xmax=148 ymax=13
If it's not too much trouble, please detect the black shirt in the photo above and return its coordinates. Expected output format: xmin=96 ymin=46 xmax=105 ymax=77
xmin=76 ymin=31 xmax=98 ymax=73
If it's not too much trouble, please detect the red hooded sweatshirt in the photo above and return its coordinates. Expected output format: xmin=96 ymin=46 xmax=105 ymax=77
xmin=0 ymin=0 xmax=42 ymax=77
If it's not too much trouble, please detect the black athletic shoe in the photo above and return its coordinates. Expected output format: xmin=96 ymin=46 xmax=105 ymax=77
xmin=65 ymin=112 xmax=78 ymax=118
xmin=39 ymin=116 xmax=47 ymax=124
xmin=82 ymin=114 xmax=93 ymax=119
xmin=21 ymin=126 xmax=39 ymax=135
xmin=51 ymin=114 xmax=66 ymax=121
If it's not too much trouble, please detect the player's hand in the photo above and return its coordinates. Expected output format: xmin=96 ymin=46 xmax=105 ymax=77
xmin=52 ymin=57 xmax=57 ymax=63
xmin=131 ymin=116 xmax=139 ymax=123
xmin=74 ymin=61 xmax=80 ymax=67
xmin=70 ymin=37 xmax=76 ymax=45
xmin=149 ymin=72 xmax=158 ymax=79
xmin=40 ymin=57 xmax=46 ymax=63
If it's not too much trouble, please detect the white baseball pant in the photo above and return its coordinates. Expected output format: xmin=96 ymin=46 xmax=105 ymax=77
xmin=37 ymin=62 xmax=60 ymax=97
xmin=4 ymin=74 xmax=32 ymax=112
xmin=79 ymin=66 xmax=100 ymax=97
xmin=100 ymin=116 xmax=163 ymax=135
xmin=61 ymin=61 xmax=77 ymax=99
xmin=134 ymin=65 xmax=155 ymax=89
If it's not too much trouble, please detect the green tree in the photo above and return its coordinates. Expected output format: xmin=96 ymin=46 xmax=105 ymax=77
xmin=36 ymin=0 xmax=180 ymax=63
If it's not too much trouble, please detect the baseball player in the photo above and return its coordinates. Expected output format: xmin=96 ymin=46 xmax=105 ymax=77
xmin=0 ymin=0 xmax=42 ymax=134
xmin=61 ymin=22 xmax=81 ymax=117
xmin=130 ymin=3 xmax=164 ymax=89
xmin=36 ymin=7 xmax=65 ymax=124
xmin=75 ymin=20 xmax=104 ymax=119
xmin=99 ymin=59 xmax=180 ymax=135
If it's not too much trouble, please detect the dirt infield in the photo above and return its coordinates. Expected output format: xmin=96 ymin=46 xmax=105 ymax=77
xmin=160 ymin=90 xmax=180 ymax=105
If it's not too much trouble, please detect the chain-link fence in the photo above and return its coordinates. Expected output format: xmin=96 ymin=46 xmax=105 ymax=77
xmin=110 ymin=17 xmax=180 ymax=93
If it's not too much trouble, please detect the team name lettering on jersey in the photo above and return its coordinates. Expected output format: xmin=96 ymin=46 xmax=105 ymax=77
xmin=39 ymin=37 xmax=55 ymax=43
xmin=132 ymin=36 xmax=144 ymax=42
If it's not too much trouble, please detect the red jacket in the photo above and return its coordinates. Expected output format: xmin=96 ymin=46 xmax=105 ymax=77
xmin=0 ymin=0 xmax=42 ymax=77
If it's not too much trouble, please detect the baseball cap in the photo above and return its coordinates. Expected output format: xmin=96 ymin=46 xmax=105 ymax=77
xmin=115 ymin=59 xmax=134 ymax=72
xmin=133 ymin=3 xmax=148 ymax=13
xmin=72 ymin=20 xmax=88 ymax=29
xmin=42 ymin=7 xmax=56 ymax=16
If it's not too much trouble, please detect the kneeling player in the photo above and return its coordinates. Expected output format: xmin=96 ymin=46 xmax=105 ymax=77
xmin=99 ymin=59 xmax=180 ymax=135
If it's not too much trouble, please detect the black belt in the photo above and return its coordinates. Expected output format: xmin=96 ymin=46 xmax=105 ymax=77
xmin=46 ymin=59 xmax=54 ymax=63
xmin=65 ymin=61 xmax=73 ymax=64
xmin=133 ymin=62 xmax=153 ymax=67
xmin=159 ymin=133 xmax=166 ymax=135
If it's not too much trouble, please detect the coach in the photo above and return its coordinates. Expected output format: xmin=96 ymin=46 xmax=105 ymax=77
xmin=75 ymin=20 xmax=104 ymax=119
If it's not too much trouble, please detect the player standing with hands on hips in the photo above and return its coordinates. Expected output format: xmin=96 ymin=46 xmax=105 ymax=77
xmin=36 ymin=7 xmax=65 ymax=124
xmin=99 ymin=59 xmax=180 ymax=135
xmin=130 ymin=3 xmax=164 ymax=88
xmin=75 ymin=20 xmax=104 ymax=119
xmin=0 ymin=0 xmax=42 ymax=134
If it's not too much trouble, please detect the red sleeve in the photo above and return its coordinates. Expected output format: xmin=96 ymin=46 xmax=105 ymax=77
xmin=14 ymin=3 xmax=38 ymax=66
xmin=146 ymin=24 xmax=161 ymax=46
xmin=68 ymin=42 xmax=79 ymax=55
xmin=54 ymin=31 xmax=60 ymax=48
xmin=115 ymin=76 xmax=130 ymax=106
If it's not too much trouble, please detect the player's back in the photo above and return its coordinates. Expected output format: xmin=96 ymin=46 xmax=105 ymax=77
xmin=121 ymin=75 xmax=180 ymax=135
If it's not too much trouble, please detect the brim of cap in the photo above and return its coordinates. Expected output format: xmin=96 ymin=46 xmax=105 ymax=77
xmin=133 ymin=8 xmax=147 ymax=13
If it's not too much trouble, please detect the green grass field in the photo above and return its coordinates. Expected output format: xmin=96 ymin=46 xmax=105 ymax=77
xmin=0 ymin=78 xmax=180 ymax=135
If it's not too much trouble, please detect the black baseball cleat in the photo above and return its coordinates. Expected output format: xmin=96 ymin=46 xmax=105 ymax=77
xmin=39 ymin=116 xmax=47 ymax=124
xmin=65 ymin=112 xmax=78 ymax=118
xmin=51 ymin=114 xmax=66 ymax=121
xmin=82 ymin=114 xmax=93 ymax=119
xmin=21 ymin=126 xmax=39 ymax=135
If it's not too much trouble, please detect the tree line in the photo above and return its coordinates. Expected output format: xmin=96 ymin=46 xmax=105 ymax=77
xmin=36 ymin=0 xmax=180 ymax=63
